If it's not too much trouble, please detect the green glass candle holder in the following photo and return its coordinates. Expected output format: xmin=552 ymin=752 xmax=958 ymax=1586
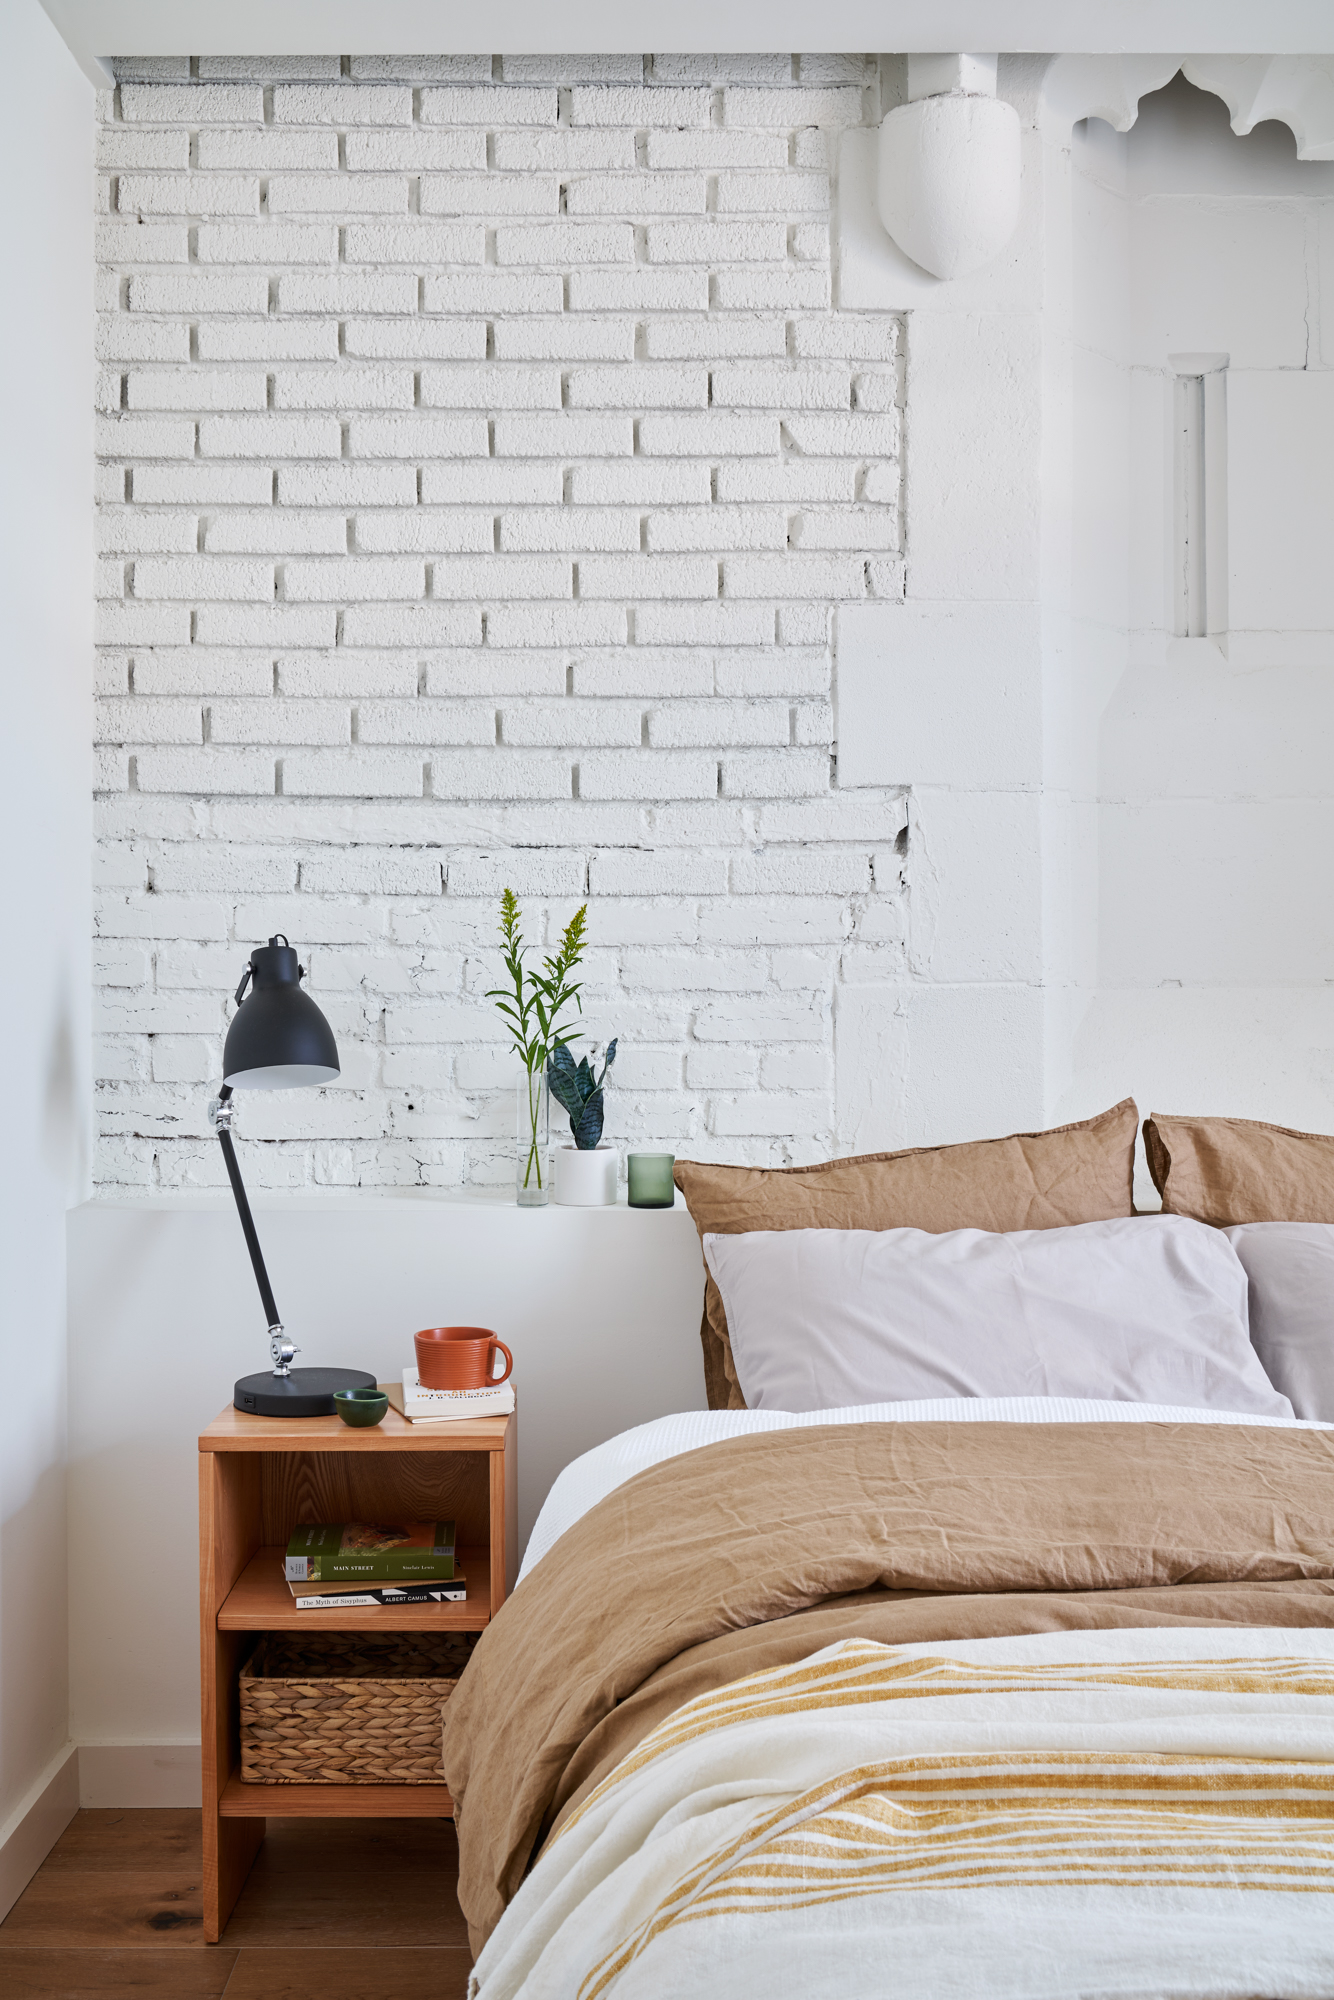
xmin=627 ymin=1152 xmax=676 ymax=1209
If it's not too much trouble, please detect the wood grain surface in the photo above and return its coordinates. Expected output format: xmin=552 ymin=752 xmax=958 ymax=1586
xmin=0 ymin=1810 xmax=470 ymax=2000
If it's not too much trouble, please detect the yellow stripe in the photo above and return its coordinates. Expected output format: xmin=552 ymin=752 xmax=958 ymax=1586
xmin=558 ymin=1644 xmax=1334 ymax=1839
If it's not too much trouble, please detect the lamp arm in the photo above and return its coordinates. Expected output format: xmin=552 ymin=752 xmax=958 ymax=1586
xmin=209 ymin=1085 xmax=299 ymax=1377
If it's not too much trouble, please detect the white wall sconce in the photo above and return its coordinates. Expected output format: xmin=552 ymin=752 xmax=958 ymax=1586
xmin=876 ymin=53 xmax=1022 ymax=281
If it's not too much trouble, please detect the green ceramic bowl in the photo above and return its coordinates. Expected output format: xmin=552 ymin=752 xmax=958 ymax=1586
xmin=334 ymin=1386 xmax=389 ymax=1428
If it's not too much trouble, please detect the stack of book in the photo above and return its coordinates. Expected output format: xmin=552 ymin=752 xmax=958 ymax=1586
xmin=385 ymin=1369 xmax=516 ymax=1424
xmin=283 ymin=1519 xmax=465 ymax=1611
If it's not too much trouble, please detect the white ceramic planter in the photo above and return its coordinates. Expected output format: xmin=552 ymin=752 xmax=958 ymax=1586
xmin=553 ymin=1142 xmax=618 ymax=1207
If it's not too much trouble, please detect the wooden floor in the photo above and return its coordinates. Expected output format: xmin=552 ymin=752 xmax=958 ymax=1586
xmin=0 ymin=1809 xmax=472 ymax=1999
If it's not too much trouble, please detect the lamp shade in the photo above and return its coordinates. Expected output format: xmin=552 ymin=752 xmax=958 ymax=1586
xmin=222 ymin=937 xmax=339 ymax=1090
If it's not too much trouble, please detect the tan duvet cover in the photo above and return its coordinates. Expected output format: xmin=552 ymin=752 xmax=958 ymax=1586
xmin=442 ymin=1420 xmax=1334 ymax=1953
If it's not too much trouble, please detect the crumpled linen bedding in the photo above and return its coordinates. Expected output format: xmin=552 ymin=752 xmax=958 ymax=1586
xmin=442 ymin=1418 xmax=1334 ymax=1962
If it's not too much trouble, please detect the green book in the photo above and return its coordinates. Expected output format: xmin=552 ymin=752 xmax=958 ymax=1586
xmin=284 ymin=1520 xmax=457 ymax=1583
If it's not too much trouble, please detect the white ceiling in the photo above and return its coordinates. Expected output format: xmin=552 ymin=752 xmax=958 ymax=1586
xmin=40 ymin=0 xmax=1334 ymax=91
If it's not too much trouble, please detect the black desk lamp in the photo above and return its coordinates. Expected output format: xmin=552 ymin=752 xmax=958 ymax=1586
xmin=209 ymin=936 xmax=375 ymax=1417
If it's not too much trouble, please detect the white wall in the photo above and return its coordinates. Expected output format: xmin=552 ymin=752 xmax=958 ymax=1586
xmin=0 ymin=0 xmax=92 ymax=1914
xmin=1061 ymin=77 xmax=1334 ymax=1193
xmin=90 ymin=54 xmax=913 ymax=1199
xmin=66 ymin=1192 xmax=704 ymax=1786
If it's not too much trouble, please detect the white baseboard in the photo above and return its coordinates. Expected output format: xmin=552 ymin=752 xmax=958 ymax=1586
xmin=0 ymin=1744 xmax=79 ymax=1924
xmin=78 ymin=1743 xmax=202 ymax=1808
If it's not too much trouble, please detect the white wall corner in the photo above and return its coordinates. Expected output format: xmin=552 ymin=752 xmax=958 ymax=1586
xmin=0 ymin=1744 xmax=78 ymax=1924
xmin=78 ymin=1744 xmax=203 ymax=1809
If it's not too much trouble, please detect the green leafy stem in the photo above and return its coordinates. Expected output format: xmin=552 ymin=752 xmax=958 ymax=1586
xmin=487 ymin=889 xmax=588 ymax=1191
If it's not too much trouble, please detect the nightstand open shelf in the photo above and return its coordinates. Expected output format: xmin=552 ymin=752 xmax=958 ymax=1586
xmin=220 ymin=1544 xmax=493 ymax=1631
xmin=199 ymin=1396 xmax=516 ymax=1942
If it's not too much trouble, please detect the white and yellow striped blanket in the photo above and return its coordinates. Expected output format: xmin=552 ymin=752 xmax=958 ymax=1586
xmin=470 ymin=1628 xmax=1334 ymax=2000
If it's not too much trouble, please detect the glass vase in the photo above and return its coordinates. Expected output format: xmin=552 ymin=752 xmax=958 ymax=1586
xmin=516 ymin=1067 xmax=550 ymax=1207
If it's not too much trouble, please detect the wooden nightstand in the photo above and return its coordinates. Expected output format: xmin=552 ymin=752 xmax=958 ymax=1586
xmin=198 ymin=1396 xmax=517 ymax=1942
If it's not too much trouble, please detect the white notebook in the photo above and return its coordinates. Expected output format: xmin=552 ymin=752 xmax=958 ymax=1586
xmin=384 ymin=1368 xmax=517 ymax=1423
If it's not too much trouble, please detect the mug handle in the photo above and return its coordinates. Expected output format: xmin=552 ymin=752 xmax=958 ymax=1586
xmin=489 ymin=1338 xmax=514 ymax=1385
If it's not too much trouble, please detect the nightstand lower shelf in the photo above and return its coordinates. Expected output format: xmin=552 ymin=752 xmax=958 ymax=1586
xmin=220 ymin=1774 xmax=453 ymax=1818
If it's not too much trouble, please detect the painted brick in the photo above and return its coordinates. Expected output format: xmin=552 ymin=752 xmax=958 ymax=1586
xmin=357 ymin=701 xmax=496 ymax=745
xmin=566 ymin=174 xmax=706 ymax=215
xmin=344 ymin=222 xmax=483 ymax=264
xmin=197 ymin=322 xmax=341 ymax=361
xmin=565 ymin=365 xmax=705 ymax=409
xmin=716 ymin=171 xmax=829 ymax=212
xmin=499 ymin=700 xmax=640 ymax=747
xmin=126 ymin=369 xmax=267 ymax=411
xmin=199 ymin=415 xmax=342 ymax=458
xmin=421 ymin=176 xmax=558 ymax=216
xmin=564 ymin=462 xmax=709 ymax=505
xmin=646 ymin=220 xmax=787 ymax=264
xmin=277 ymin=272 xmax=419 ymax=313
xmin=97 ymin=220 xmax=189 ymax=264
xmin=418 ymin=86 xmax=556 ymax=125
xmin=497 ymin=509 xmax=637 ymax=553
xmin=349 ymin=56 xmax=494 ymax=81
xmin=340 ymin=605 xmax=483 ymax=647
xmin=492 ymin=414 xmax=633 ymax=457
xmin=133 ymin=556 xmax=274 ymax=600
xmin=272 ymin=368 xmax=415 ymax=410
xmin=119 ymin=84 xmax=264 ymax=122
xmin=712 ymin=364 xmax=849 ymax=409
xmin=566 ymin=270 xmax=709 ymax=313
xmin=354 ymin=511 xmax=492 ymax=554
xmin=491 ymin=131 xmax=635 ymax=170
xmin=644 ymin=318 xmax=786 ymax=360
xmin=344 ymin=320 xmax=487 ymax=361
xmin=646 ymin=506 xmax=786 ymax=552
xmin=272 ymin=85 xmax=414 ymax=124
xmin=278 ymin=464 xmax=418 ymax=507
xmin=96 ymin=319 xmax=190 ymax=363
xmin=638 ymin=413 xmax=779 ymax=456
xmin=195 ymin=223 xmax=338 ymax=264
xmin=345 ymin=130 xmax=488 ymax=171
xmin=117 ymin=174 xmax=258 ymax=215
xmin=193 ymin=604 xmax=337 ymax=647
xmin=92 ymin=58 xmax=912 ymax=1195
xmin=712 ymin=267 xmax=831 ymax=310
xmin=281 ymin=749 xmax=424 ymax=797
xmin=569 ymin=86 xmax=711 ymax=126
xmin=578 ymin=554 xmax=717 ymax=598
xmin=196 ymin=129 xmax=340 ymax=169
xmin=128 ymin=270 xmax=269 ymax=313
xmin=98 ymin=128 xmax=192 ymax=169
xmin=648 ymin=700 xmax=789 ymax=746
xmin=419 ymin=462 xmax=565 ymax=505
xmin=790 ymin=317 xmax=900 ymax=360
xmin=422 ymin=272 xmax=565 ymax=314
xmin=419 ymin=365 xmax=562 ymax=409
xmin=346 ymin=415 xmax=489 ymax=457
xmin=268 ymin=175 xmax=408 ymax=214
xmin=722 ymin=86 xmax=867 ymax=126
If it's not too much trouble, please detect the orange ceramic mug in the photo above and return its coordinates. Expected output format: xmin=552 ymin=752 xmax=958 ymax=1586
xmin=414 ymin=1325 xmax=514 ymax=1393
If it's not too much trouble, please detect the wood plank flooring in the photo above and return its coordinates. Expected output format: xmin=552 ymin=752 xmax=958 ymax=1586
xmin=0 ymin=1810 xmax=473 ymax=1999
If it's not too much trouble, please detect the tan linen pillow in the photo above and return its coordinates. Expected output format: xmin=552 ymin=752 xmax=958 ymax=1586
xmin=1144 ymin=1113 xmax=1334 ymax=1227
xmin=674 ymin=1099 xmax=1139 ymax=1409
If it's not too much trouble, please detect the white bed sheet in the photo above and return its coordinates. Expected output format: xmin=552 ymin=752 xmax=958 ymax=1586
xmin=517 ymin=1397 xmax=1333 ymax=1585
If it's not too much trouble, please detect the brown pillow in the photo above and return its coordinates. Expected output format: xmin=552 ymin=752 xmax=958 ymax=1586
xmin=674 ymin=1099 xmax=1139 ymax=1409
xmin=1144 ymin=1113 xmax=1334 ymax=1227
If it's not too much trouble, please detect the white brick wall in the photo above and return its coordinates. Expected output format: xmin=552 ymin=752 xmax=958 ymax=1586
xmin=93 ymin=53 xmax=908 ymax=1191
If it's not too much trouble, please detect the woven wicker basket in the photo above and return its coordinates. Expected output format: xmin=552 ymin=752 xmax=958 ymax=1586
xmin=239 ymin=1631 xmax=477 ymax=1785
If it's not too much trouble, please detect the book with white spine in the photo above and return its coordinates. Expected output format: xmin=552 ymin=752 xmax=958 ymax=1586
xmin=384 ymin=1370 xmax=516 ymax=1423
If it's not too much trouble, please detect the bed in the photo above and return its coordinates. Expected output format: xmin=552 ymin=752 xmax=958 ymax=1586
xmin=443 ymin=1104 xmax=1334 ymax=1998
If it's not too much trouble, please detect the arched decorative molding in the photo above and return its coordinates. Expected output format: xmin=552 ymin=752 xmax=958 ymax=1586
xmin=1180 ymin=56 xmax=1334 ymax=160
xmin=877 ymin=91 xmax=1022 ymax=281
xmin=1041 ymin=51 xmax=1334 ymax=160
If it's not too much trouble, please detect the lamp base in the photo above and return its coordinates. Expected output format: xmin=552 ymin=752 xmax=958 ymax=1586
xmin=234 ymin=1366 xmax=377 ymax=1418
